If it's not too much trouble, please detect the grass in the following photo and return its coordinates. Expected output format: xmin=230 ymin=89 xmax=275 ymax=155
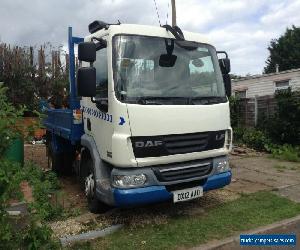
xmin=270 ymin=145 xmax=300 ymax=162
xmin=273 ymin=164 xmax=300 ymax=172
xmin=23 ymin=163 xmax=64 ymax=221
xmin=273 ymin=164 xmax=287 ymax=172
xmin=70 ymin=191 xmax=300 ymax=250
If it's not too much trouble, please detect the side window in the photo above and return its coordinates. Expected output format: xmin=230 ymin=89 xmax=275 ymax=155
xmin=94 ymin=48 xmax=108 ymax=98
xmin=235 ymin=90 xmax=247 ymax=99
xmin=275 ymin=80 xmax=289 ymax=93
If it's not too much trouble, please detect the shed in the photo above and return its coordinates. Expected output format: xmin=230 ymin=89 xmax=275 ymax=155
xmin=232 ymin=68 xmax=300 ymax=98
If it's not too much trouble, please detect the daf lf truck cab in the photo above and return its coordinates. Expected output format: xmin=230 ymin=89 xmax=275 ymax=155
xmin=45 ymin=21 xmax=232 ymax=213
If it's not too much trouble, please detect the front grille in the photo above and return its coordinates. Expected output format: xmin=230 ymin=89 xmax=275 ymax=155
xmin=153 ymin=159 xmax=213 ymax=182
xmin=131 ymin=130 xmax=225 ymax=158
xmin=164 ymin=133 xmax=209 ymax=154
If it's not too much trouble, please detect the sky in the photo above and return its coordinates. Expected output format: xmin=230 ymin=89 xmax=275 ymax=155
xmin=0 ymin=0 xmax=299 ymax=75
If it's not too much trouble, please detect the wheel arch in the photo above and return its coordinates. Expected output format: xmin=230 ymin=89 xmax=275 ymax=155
xmin=80 ymin=134 xmax=114 ymax=205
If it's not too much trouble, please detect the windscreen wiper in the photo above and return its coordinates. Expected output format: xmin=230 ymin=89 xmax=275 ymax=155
xmin=134 ymin=96 xmax=189 ymax=105
xmin=189 ymin=96 xmax=227 ymax=105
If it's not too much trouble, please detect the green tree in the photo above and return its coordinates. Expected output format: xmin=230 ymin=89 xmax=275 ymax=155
xmin=264 ymin=25 xmax=300 ymax=73
xmin=0 ymin=43 xmax=69 ymax=112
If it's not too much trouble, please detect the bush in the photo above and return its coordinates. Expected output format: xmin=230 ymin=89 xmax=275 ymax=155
xmin=266 ymin=144 xmax=300 ymax=162
xmin=0 ymin=84 xmax=60 ymax=248
xmin=0 ymin=161 xmax=61 ymax=249
xmin=233 ymin=127 xmax=271 ymax=151
xmin=24 ymin=163 xmax=63 ymax=221
xmin=230 ymin=89 xmax=300 ymax=158
xmin=22 ymin=220 xmax=60 ymax=250
xmin=229 ymin=96 xmax=241 ymax=128
xmin=233 ymin=127 xmax=300 ymax=162
xmin=0 ymin=160 xmax=23 ymax=207
xmin=259 ymin=89 xmax=300 ymax=146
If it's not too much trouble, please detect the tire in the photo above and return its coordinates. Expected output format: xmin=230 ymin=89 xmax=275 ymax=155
xmin=48 ymin=144 xmax=63 ymax=175
xmin=81 ymin=155 xmax=110 ymax=214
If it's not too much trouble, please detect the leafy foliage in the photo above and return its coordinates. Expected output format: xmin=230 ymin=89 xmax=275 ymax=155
xmin=229 ymin=96 xmax=241 ymax=128
xmin=260 ymin=89 xmax=300 ymax=145
xmin=264 ymin=25 xmax=300 ymax=73
xmin=233 ymin=127 xmax=271 ymax=151
xmin=0 ymin=43 xmax=69 ymax=112
xmin=0 ymin=161 xmax=62 ymax=249
xmin=24 ymin=163 xmax=63 ymax=221
xmin=266 ymin=144 xmax=300 ymax=162
xmin=0 ymin=160 xmax=23 ymax=206
xmin=0 ymin=86 xmax=60 ymax=248
xmin=230 ymin=88 xmax=300 ymax=160
xmin=22 ymin=219 xmax=60 ymax=250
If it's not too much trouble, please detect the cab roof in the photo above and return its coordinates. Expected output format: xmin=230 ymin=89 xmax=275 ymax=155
xmin=85 ymin=23 xmax=210 ymax=45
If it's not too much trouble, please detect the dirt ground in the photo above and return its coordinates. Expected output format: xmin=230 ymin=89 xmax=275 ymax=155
xmin=24 ymin=144 xmax=300 ymax=238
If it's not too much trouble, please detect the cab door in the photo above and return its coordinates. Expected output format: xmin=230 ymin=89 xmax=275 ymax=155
xmin=83 ymin=37 xmax=114 ymax=162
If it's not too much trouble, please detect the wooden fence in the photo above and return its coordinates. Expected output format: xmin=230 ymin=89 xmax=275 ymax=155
xmin=235 ymin=95 xmax=277 ymax=127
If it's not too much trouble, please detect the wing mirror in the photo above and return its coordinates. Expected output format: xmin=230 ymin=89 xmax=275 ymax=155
xmin=217 ymin=51 xmax=231 ymax=97
xmin=78 ymin=42 xmax=96 ymax=62
xmin=223 ymin=73 xmax=232 ymax=97
xmin=217 ymin=51 xmax=231 ymax=74
xmin=77 ymin=67 xmax=96 ymax=97
xmin=219 ymin=58 xmax=231 ymax=74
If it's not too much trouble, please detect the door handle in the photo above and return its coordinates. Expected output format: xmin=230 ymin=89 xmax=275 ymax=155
xmin=87 ymin=118 xmax=91 ymax=131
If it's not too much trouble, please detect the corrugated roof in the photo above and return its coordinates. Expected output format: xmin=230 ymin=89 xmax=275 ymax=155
xmin=232 ymin=68 xmax=300 ymax=82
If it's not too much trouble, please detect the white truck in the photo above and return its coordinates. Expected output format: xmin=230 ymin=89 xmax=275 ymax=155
xmin=45 ymin=21 xmax=232 ymax=213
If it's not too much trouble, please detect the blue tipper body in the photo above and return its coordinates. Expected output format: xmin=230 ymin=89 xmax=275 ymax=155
xmin=43 ymin=27 xmax=84 ymax=146
xmin=113 ymin=171 xmax=232 ymax=207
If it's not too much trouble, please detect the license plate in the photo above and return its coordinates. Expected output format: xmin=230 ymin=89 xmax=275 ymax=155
xmin=172 ymin=186 xmax=203 ymax=203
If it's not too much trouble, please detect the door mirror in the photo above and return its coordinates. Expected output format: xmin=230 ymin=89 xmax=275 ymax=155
xmin=218 ymin=58 xmax=231 ymax=74
xmin=77 ymin=67 xmax=96 ymax=97
xmin=223 ymin=73 xmax=232 ymax=97
xmin=78 ymin=42 xmax=96 ymax=62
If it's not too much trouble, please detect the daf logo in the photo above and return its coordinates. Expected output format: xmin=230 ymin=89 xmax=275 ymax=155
xmin=135 ymin=141 xmax=163 ymax=148
xmin=216 ymin=133 xmax=225 ymax=141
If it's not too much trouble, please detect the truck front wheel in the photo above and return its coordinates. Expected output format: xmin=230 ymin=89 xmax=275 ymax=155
xmin=81 ymin=156 xmax=109 ymax=213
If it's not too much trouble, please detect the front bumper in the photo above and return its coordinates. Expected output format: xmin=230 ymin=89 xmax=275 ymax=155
xmin=113 ymin=170 xmax=231 ymax=207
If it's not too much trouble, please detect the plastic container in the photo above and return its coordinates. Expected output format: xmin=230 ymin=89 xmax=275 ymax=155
xmin=4 ymin=137 xmax=24 ymax=166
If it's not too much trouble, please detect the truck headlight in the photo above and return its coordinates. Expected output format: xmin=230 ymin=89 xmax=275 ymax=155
xmin=113 ymin=174 xmax=147 ymax=188
xmin=216 ymin=159 xmax=229 ymax=173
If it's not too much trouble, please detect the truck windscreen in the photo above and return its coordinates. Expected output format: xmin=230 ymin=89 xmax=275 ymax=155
xmin=113 ymin=35 xmax=226 ymax=105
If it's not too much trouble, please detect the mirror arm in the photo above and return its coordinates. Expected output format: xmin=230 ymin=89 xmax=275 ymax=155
xmin=91 ymin=37 xmax=107 ymax=50
xmin=162 ymin=24 xmax=185 ymax=40
xmin=217 ymin=51 xmax=228 ymax=59
xmin=91 ymin=97 xmax=108 ymax=105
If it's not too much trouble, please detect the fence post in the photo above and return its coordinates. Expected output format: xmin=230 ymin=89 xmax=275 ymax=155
xmin=254 ymin=95 xmax=258 ymax=126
